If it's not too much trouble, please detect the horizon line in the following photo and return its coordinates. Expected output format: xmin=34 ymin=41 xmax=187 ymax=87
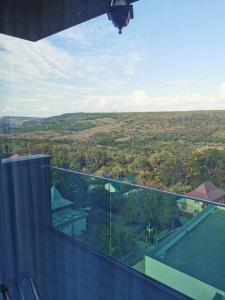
xmin=1 ymin=109 xmax=225 ymax=119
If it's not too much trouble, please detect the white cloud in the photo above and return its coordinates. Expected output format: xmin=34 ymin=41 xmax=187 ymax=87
xmin=57 ymin=18 xmax=115 ymax=46
xmin=1 ymin=23 xmax=225 ymax=117
xmin=97 ymin=97 xmax=109 ymax=110
xmin=0 ymin=35 xmax=75 ymax=82
xmin=82 ymin=90 xmax=225 ymax=113
xmin=37 ymin=106 xmax=51 ymax=112
xmin=133 ymin=90 xmax=147 ymax=98
xmin=165 ymin=79 xmax=194 ymax=85
xmin=218 ymin=82 xmax=225 ymax=99
xmin=0 ymin=23 xmax=142 ymax=117
xmin=1 ymin=87 xmax=225 ymax=117
xmin=0 ymin=105 xmax=17 ymax=114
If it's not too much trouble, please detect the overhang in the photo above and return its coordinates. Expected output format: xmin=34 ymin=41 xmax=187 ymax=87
xmin=0 ymin=0 xmax=137 ymax=41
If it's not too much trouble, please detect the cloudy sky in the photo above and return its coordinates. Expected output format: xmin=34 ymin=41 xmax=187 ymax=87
xmin=1 ymin=0 xmax=225 ymax=117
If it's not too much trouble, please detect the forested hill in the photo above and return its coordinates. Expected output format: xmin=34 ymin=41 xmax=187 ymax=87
xmin=2 ymin=111 xmax=225 ymax=193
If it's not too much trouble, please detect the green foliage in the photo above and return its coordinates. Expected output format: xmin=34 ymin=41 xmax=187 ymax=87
xmin=2 ymin=111 xmax=225 ymax=193
xmin=5 ymin=111 xmax=225 ymax=262
xmin=111 ymin=224 xmax=136 ymax=259
xmin=120 ymin=189 xmax=178 ymax=231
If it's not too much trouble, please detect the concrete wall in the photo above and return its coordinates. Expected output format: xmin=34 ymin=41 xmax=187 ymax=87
xmin=0 ymin=155 xmax=189 ymax=300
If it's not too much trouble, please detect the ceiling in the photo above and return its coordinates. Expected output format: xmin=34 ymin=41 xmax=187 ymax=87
xmin=0 ymin=0 xmax=137 ymax=41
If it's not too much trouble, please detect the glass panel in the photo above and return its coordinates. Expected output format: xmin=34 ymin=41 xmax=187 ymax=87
xmin=111 ymin=184 xmax=181 ymax=265
xmin=51 ymin=167 xmax=110 ymax=256
xmin=50 ymin=166 xmax=225 ymax=300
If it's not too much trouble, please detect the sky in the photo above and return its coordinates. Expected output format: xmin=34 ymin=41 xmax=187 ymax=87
xmin=1 ymin=0 xmax=225 ymax=117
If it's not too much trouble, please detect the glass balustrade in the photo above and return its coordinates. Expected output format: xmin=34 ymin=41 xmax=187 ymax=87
xmin=50 ymin=166 xmax=225 ymax=300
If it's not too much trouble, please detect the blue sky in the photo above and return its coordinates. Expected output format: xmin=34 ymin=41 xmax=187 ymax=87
xmin=1 ymin=0 xmax=225 ymax=117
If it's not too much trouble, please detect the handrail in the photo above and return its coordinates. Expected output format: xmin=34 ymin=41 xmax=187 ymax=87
xmin=50 ymin=165 xmax=225 ymax=208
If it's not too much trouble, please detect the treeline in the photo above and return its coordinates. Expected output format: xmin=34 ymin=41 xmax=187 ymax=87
xmin=2 ymin=111 xmax=225 ymax=193
xmin=3 ymin=137 xmax=225 ymax=193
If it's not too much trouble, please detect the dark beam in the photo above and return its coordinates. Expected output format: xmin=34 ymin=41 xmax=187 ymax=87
xmin=0 ymin=0 xmax=137 ymax=41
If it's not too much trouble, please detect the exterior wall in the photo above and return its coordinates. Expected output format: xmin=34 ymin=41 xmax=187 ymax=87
xmin=73 ymin=217 xmax=86 ymax=235
xmin=0 ymin=153 xmax=5 ymax=285
xmin=177 ymin=198 xmax=204 ymax=215
xmin=0 ymin=155 xmax=51 ymax=299
xmin=0 ymin=155 xmax=188 ymax=300
xmin=55 ymin=217 xmax=86 ymax=236
xmin=57 ymin=221 xmax=74 ymax=235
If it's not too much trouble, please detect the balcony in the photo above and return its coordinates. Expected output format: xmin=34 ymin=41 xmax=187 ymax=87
xmin=1 ymin=155 xmax=225 ymax=299
xmin=51 ymin=166 xmax=225 ymax=300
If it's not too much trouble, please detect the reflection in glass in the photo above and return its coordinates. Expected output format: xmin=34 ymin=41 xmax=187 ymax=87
xmin=50 ymin=166 xmax=225 ymax=300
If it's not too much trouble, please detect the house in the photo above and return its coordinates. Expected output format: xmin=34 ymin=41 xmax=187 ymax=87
xmin=186 ymin=181 xmax=225 ymax=204
xmin=104 ymin=182 xmax=118 ymax=193
xmin=177 ymin=181 xmax=225 ymax=215
xmin=177 ymin=197 xmax=204 ymax=215
xmin=123 ymin=189 xmax=140 ymax=198
xmin=51 ymin=186 xmax=74 ymax=210
xmin=51 ymin=186 xmax=88 ymax=236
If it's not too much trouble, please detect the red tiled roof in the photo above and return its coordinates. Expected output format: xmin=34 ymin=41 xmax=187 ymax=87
xmin=186 ymin=181 xmax=225 ymax=203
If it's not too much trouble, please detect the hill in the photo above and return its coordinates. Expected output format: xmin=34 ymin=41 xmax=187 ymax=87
xmin=1 ymin=111 xmax=225 ymax=193
xmin=0 ymin=116 xmax=41 ymax=133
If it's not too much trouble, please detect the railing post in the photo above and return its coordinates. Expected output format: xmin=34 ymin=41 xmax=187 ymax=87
xmin=0 ymin=150 xmax=6 ymax=283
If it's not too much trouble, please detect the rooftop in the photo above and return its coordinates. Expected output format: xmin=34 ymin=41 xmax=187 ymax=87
xmin=186 ymin=181 xmax=225 ymax=203
xmin=51 ymin=186 xmax=73 ymax=210
xmin=0 ymin=0 xmax=137 ymax=41
xmin=148 ymin=206 xmax=225 ymax=296
xmin=52 ymin=207 xmax=87 ymax=226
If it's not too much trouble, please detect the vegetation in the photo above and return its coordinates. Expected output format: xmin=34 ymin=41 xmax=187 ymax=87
xmin=52 ymin=171 xmax=179 ymax=261
xmin=3 ymin=111 xmax=225 ymax=261
xmin=1 ymin=111 xmax=225 ymax=192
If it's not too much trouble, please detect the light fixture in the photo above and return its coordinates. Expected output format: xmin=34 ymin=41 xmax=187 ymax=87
xmin=107 ymin=0 xmax=134 ymax=34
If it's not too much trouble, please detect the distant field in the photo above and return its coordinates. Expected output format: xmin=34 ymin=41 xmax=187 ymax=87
xmin=2 ymin=111 xmax=225 ymax=144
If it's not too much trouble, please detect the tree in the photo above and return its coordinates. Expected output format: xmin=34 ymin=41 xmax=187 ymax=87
xmin=121 ymin=189 xmax=178 ymax=232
